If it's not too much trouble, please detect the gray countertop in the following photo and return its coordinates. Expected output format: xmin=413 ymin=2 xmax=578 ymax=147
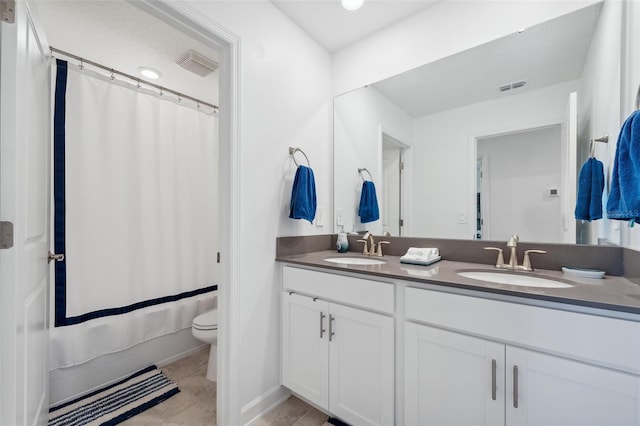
xmin=276 ymin=250 xmax=640 ymax=317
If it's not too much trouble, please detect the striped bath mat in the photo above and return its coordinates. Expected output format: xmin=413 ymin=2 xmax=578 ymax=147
xmin=48 ymin=365 xmax=179 ymax=426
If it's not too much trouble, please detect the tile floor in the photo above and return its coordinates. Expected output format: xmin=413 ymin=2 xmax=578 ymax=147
xmin=122 ymin=347 xmax=216 ymax=425
xmin=121 ymin=347 xmax=328 ymax=426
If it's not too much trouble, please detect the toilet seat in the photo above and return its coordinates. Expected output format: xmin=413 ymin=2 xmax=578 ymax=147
xmin=193 ymin=309 xmax=218 ymax=331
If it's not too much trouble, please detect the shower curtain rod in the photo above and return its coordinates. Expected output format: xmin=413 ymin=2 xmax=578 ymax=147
xmin=49 ymin=46 xmax=218 ymax=112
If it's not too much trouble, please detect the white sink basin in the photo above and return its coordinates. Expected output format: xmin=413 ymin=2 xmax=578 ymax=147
xmin=457 ymin=271 xmax=573 ymax=288
xmin=324 ymin=257 xmax=386 ymax=266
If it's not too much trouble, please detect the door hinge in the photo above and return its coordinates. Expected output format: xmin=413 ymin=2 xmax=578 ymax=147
xmin=399 ymin=219 xmax=404 ymax=227
xmin=0 ymin=221 xmax=14 ymax=249
xmin=400 ymin=161 xmax=404 ymax=171
xmin=1 ymin=0 xmax=15 ymax=23
xmin=217 ymin=252 xmax=221 ymax=263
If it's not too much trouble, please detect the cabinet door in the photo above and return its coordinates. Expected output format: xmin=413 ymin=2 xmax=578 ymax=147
xmin=282 ymin=292 xmax=330 ymax=409
xmin=507 ymin=346 xmax=640 ymax=426
xmin=404 ymin=323 xmax=505 ymax=426
xmin=328 ymin=303 xmax=394 ymax=426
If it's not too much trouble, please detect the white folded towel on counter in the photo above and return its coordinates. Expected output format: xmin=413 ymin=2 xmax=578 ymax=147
xmin=400 ymin=247 xmax=441 ymax=266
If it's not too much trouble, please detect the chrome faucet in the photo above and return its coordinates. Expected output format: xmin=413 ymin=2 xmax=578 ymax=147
xmin=485 ymin=235 xmax=547 ymax=271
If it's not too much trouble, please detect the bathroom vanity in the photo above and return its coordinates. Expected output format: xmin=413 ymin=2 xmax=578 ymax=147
xmin=277 ymin=243 xmax=640 ymax=426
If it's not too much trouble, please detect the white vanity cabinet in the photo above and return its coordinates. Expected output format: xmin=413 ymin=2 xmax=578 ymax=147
xmin=281 ymin=266 xmax=395 ymax=426
xmin=405 ymin=287 xmax=640 ymax=426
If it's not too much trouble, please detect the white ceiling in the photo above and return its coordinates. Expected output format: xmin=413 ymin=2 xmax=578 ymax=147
xmin=371 ymin=2 xmax=602 ymax=117
xmin=270 ymin=0 xmax=438 ymax=52
xmin=36 ymin=1 xmax=219 ymax=105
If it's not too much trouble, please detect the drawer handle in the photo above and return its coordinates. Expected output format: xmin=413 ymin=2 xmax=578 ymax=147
xmin=329 ymin=314 xmax=335 ymax=342
xmin=513 ymin=365 xmax=519 ymax=408
xmin=320 ymin=312 xmax=326 ymax=338
xmin=491 ymin=359 xmax=497 ymax=401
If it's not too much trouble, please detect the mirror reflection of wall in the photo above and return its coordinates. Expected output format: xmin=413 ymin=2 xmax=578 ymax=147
xmin=334 ymin=0 xmax=625 ymax=245
xmin=477 ymin=126 xmax=562 ymax=243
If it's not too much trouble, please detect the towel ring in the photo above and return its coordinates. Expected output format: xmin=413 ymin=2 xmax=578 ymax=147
xmin=358 ymin=168 xmax=373 ymax=181
xmin=590 ymin=134 xmax=609 ymax=157
xmin=289 ymin=147 xmax=310 ymax=167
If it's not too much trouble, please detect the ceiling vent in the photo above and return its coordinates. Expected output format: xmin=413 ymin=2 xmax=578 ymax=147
xmin=176 ymin=49 xmax=218 ymax=77
xmin=499 ymin=80 xmax=527 ymax=92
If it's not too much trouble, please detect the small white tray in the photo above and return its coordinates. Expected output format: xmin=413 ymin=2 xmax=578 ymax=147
xmin=562 ymin=267 xmax=605 ymax=279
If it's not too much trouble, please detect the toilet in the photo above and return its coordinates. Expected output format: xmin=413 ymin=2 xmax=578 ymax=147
xmin=192 ymin=308 xmax=218 ymax=382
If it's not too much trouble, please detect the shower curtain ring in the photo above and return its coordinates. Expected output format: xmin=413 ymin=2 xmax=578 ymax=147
xmin=79 ymin=58 xmax=84 ymax=71
xmin=136 ymin=78 xmax=141 ymax=89
xmin=110 ymin=69 xmax=115 ymax=80
xmin=160 ymin=87 xmax=164 ymax=96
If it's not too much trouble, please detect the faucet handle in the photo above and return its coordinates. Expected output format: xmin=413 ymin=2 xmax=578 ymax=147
xmin=522 ymin=250 xmax=547 ymax=271
xmin=357 ymin=239 xmax=369 ymax=255
xmin=376 ymin=241 xmax=390 ymax=257
xmin=484 ymin=247 xmax=506 ymax=267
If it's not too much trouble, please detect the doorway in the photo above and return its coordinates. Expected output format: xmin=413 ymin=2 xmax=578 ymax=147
xmin=476 ymin=125 xmax=562 ymax=243
xmin=381 ymin=132 xmax=407 ymax=236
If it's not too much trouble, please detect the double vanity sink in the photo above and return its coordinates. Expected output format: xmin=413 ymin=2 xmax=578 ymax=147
xmin=278 ymin=245 xmax=640 ymax=426
xmin=324 ymin=256 xmax=574 ymax=289
xmin=278 ymin=249 xmax=640 ymax=316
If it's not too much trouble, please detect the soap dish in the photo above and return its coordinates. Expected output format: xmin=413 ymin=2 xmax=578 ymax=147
xmin=562 ymin=266 xmax=605 ymax=279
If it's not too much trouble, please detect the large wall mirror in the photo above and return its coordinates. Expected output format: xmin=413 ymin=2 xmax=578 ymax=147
xmin=334 ymin=1 xmax=624 ymax=245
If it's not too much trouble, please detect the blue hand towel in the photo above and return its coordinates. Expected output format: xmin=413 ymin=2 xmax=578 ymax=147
xmin=607 ymin=110 xmax=640 ymax=223
xmin=575 ymin=157 xmax=604 ymax=221
xmin=289 ymin=165 xmax=317 ymax=224
xmin=358 ymin=181 xmax=380 ymax=223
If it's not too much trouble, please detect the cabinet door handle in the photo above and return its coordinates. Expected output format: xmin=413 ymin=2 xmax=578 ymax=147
xmin=491 ymin=359 xmax=497 ymax=401
xmin=513 ymin=365 xmax=519 ymax=408
xmin=329 ymin=314 xmax=335 ymax=342
xmin=320 ymin=312 xmax=326 ymax=338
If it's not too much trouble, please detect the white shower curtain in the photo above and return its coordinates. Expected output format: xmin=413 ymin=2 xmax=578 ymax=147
xmin=50 ymin=60 xmax=218 ymax=368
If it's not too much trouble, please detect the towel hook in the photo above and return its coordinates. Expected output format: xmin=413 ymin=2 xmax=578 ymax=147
xmin=358 ymin=168 xmax=373 ymax=181
xmin=590 ymin=134 xmax=609 ymax=157
xmin=289 ymin=147 xmax=310 ymax=167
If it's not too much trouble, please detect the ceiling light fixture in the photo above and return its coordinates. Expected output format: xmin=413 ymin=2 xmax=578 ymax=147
xmin=341 ymin=0 xmax=364 ymax=11
xmin=138 ymin=67 xmax=161 ymax=80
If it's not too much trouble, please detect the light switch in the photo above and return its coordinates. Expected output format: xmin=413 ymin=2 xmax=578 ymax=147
xmin=316 ymin=207 xmax=324 ymax=227
xmin=457 ymin=213 xmax=467 ymax=224
xmin=335 ymin=208 xmax=344 ymax=227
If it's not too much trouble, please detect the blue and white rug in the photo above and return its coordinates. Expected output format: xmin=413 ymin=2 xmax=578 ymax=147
xmin=48 ymin=365 xmax=179 ymax=426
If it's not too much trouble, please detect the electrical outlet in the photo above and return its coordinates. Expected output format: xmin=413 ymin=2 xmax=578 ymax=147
xmin=316 ymin=207 xmax=324 ymax=227
xmin=457 ymin=213 xmax=467 ymax=224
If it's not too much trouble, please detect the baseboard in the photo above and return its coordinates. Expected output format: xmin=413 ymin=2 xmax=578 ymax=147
xmin=241 ymin=384 xmax=291 ymax=426
xmin=49 ymin=328 xmax=204 ymax=406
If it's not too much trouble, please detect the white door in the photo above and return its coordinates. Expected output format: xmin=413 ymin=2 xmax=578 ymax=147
xmin=382 ymin=147 xmax=402 ymax=236
xmin=281 ymin=292 xmax=329 ymax=410
xmin=328 ymin=303 xmax=394 ymax=426
xmin=404 ymin=323 xmax=505 ymax=426
xmin=0 ymin=1 xmax=51 ymax=425
xmin=507 ymin=346 xmax=640 ymax=426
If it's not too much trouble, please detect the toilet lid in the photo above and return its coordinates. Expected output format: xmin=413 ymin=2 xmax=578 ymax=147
xmin=193 ymin=309 xmax=218 ymax=329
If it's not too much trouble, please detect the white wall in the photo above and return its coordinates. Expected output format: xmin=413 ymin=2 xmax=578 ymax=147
xmin=411 ymin=80 xmax=580 ymax=239
xmin=577 ymin=0 xmax=622 ymax=245
xmin=478 ymin=126 xmax=562 ymax=243
xmin=183 ymin=1 xmax=333 ymax=422
xmin=332 ymin=0 xmax=598 ymax=96
xmin=334 ymin=87 xmax=412 ymax=234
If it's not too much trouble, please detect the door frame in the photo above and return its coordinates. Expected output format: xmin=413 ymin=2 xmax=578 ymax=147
xmin=378 ymin=126 xmax=410 ymax=236
xmin=126 ymin=2 xmax=241 ymax=424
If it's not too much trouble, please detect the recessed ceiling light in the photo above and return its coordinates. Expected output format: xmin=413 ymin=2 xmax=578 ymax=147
xmin=138 ymin=67 xmax=161 ymax=80
xmin=341 ymin=0 xmax=364 ymax=11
